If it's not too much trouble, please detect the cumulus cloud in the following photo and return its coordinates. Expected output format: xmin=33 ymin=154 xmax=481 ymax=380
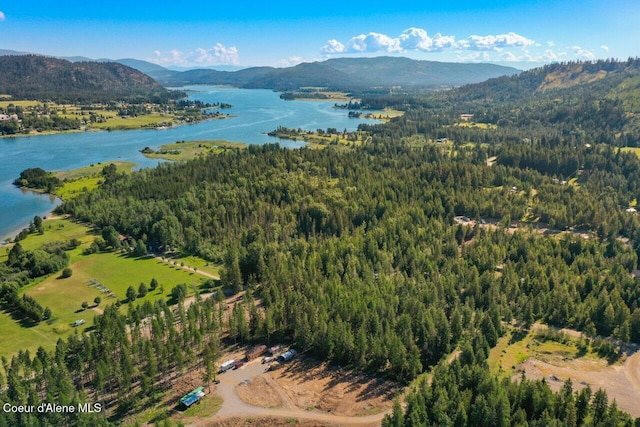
xmin=601 ymin=44 xmax=609 ymax=52
xmin=0 ymin=11 xmax=5 ymax=22
xmin=398 ymin=28 xmax=456 ymax=52
xmin=344 ymin=32 xmax=402 ymax=53
xmin=322 ymin=39 xmax=345 ymax=54
xmin=458 ymin=32 xmax=536 ymax=51
xmin=458 ymin=52 xmax=491 ymax=62
xmin=323 ymin=28 xmax=535 ymax=55
xmin=276 ymin=56 xmax=303 ymax=67
xmin=572 ymin=46 xmax=596 ymax=60
xmin=193 ymin=44 xmax=239 ymax=65
xmin=322 ymin=28 xmax=599 ymax=65
xmin=153 ymin=49 xmax=187 ymax=65
xmin=151 ymin=43 xmax=239 ymax=66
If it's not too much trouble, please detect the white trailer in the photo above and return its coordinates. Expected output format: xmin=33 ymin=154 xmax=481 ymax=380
xmin=219 ymin=359 xmax=235 ymax=373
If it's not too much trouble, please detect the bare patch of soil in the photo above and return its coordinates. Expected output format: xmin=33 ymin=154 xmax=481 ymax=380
xmin=515 ymin=351 xmax=640 ymax=417
xmin=267 ymin=357 xmax=398 ymax=417
xmin=236 ymin=376 xmax=283 ymax=408
xmin=203 ymin=416 xmax=343 ymax=426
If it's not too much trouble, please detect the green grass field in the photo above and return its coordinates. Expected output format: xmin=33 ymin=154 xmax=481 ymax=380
xmin=89 ymin=113 xmax=172 ymax=130
xmin=620 ymin=146 xmax=640 ymax=158
xmin=0 ymin=100 xmax=41 ymax=108
xmin=142 ymin=140 xmax=246 ymax=161
xmin=454 ymin=121 xmax=498 ymax=130
xmin=52 ymin=161 xmax=136 ymax=200
xmin=0 ymin=217 xmax=216 ymax=358
xmin=488 ymin=325 xmax=597 ymax=378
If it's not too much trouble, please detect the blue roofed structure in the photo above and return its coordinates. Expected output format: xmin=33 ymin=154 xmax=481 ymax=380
xmin=180 ymin=386 xmax=205 ymax=408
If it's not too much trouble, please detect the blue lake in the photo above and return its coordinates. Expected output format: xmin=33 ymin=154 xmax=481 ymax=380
xmin=0 ymin=87 xmax=380 ymax=241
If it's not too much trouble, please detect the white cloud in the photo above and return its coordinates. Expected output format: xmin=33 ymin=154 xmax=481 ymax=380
xmin=194 ymin=44 xmax=239 ymax=65
xmin=500 ymin=52 xmax=520 ymax=62
xmin=572 ymin=46 xmax=596 ymax=60
xmin=323 ymin=28 xmax=535 ymax=56
xmin=345 ymin=32 xmax=402 ymax=53
xmin=547 ymin=41 xmax=555 ymax=47
xmin=153 ymin=49 xmax=188 ymax=65
xmin=459 ymin=32 xmax=536 ymax=51
xmin=398 ymin=28 xmax=456 ymax=52
xmin=321 ymin=39 xmax=345 ymax=54
xmin=458 ymin=52 xmax=491 ymax=62
xmin=276 ymin=56 xmax=303 ymax=67
xmin=601 ymin=45 xmax=609 ymax=52
xmin=151 ymin=43 xmax=239 ymax=66
xmin=0 ymin=11 xmax=5 ymax=22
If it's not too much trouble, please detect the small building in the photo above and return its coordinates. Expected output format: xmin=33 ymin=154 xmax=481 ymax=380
xmin=246 ymin=344 xmax=267 ymax=361
xmin=268 ymin=344 xmax=283 ymax=356
xmin=179 ymin=386 xmax=205 ymax=408
xmin=460 ymin=114 xmax=474 ymax=121
xmin=0 ymin=114 xmax=19 ymax=122
xmin=277 ymin=348 xmax=297 ymax=363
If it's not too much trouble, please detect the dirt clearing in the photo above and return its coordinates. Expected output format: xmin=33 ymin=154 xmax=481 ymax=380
xmin=266 ymin=357 xmax=399 ymax=417
xmin=515 ymin=349 xmax=640 ymax=417
xmin=236 ymin=376 xmax=283 ymax=408
xmin=203 ymin=416 xmax=344 ymax=426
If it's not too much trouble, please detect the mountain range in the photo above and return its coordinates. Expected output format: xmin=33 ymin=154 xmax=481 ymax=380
xmin=0 ymin=49 xmax=520 ymax=91
xmin=149 ymin=57 xmax=521 ymax=90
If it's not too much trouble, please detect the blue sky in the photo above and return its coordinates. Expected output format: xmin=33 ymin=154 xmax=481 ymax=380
xmin=0 ymin=0 xmax=637 ymax=69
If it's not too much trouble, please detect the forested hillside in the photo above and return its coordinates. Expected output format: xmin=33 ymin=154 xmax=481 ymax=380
xmin=3 ymin=59 xmax=640 ymax=425
xmin=152 ymin=56 xmax=519 ymax=90
xmin=0 ymin=55 xmax=179 ymax=103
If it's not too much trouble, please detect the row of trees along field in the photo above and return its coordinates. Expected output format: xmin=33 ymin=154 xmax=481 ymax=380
xmin=0 ymin=294 xmax=228 ymax=427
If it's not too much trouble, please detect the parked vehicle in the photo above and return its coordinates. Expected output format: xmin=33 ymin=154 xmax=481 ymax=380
xmin=219 ymin=359 xmax=235 ymax=373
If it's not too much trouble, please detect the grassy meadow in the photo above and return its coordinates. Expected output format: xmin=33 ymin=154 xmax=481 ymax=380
xmin=0 ymin=217 xmax=215 ymax=358
xmin=142 ymin=140 xmax=246 ymax=161
xmin=53 ymin=161 xmax=136 ymax=200
xmin=487 ymin=324 xmax=598 ymax=379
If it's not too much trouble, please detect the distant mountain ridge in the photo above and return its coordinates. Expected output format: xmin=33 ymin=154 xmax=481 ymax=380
xmin=0 ymin=49 xmax=519 ymax=90
xmin=0 ymin=55 xmax=179 ymax=103
xmin=151 ymin=57 xmax=521 ymax=90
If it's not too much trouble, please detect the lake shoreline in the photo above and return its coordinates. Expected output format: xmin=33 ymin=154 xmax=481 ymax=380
xmin=0 ymin=113 xmax=231 ymax=139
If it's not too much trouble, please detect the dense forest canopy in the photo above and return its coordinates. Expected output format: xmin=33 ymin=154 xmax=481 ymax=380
xmin=0 ymin=55 xmax=181 ymax=103
xmin=3 ymin=58 xmax=640 ymax=425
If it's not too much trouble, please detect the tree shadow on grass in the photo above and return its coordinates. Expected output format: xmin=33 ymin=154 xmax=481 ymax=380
xmin=509 ymin=329 xmax=528 ymax=344
xmin=0 ymin=305 xmax=40 ymax=328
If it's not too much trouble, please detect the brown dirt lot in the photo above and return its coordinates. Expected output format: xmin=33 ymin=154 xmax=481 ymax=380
xmin=266 ymin=357 xmax=399 ymax=416
xmin=203 ymin=416 xmax=344 ymax=426
xmin=515 ymin=349 xmax=640 ymax=417
xmin=236 ymin=376 xmax=283 ymax=408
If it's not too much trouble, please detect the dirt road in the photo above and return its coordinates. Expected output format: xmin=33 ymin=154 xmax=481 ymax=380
xmin=194 ymin=359 xmax=391 ymax=426
xmin=625 ymin=349 xmax=640 ymax=394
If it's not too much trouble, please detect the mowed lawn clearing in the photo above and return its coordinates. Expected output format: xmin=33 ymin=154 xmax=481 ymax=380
xmin=0 ymin=218 xmax=92 ymax=264
xmin=1 ymin=217 xmax=209 ymax=358
xmin=1 ymin=252 xmax=206 ymax=358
